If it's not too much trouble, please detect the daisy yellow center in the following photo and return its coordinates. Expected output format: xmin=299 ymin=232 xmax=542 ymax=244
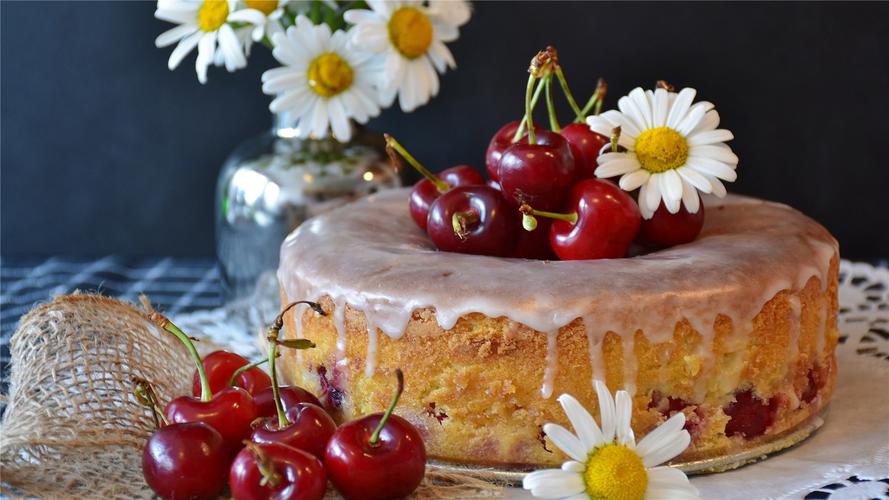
xmin=245 ymin=0 xmax=278 ymax=15
xmin=583 ymin=444 xmax=648 ymax=500
xmin=307 ymin=53 xmax=354 ymax=97
xmin=198 ymin=0 xmax=229 ymax=32
xmin=388 ymin=7 xmax=433 ymax=59
xmin=634 ymin=126 xmax=689 ymax=173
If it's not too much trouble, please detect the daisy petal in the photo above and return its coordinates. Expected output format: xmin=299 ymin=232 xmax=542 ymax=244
xmin=594 ymin=380 xmax=617 ymax=442
xmin=647 ymin=466 xmax=701 ymax=499
xmin=687 ymin=129 xmax=734 ymax=146
xmin=689 ymin=145 xmax=739 ymax=165
xmin=328 ymin=97 xmax=352 ymax=142
xmin=691 ymin=109 xmax=720 ymax=134
xmin=677 ymin=166 xmax=713 ymax=194
xmin=685 ymin=157 xmax=737 ymax=182
xmin=561 ymin=460 xmax=585 ymax=473
xmin=615 ymin=390 xmax=635 ymax=446
xmin=639 ymin=182 xmax=655 ymax=220
xmin=619 ymin=169 xmax=650 ymax=191
xmin=666 ymin=88 xmax=696 ymax=129
xmin=523 ymin=469 xmax=586 ymax=498
xmin=681 ymin=179 xmax=701 ymax=214
xmin=195 ymin=32 xmax=216 ymax=84
xmin=227 ymin=8 xmax=266 ymax=25
xmin=595 ymin=158 xmax=640 ymax=178
xmin=542 ymin=423 xmax=587 ymax=462
xmin=156 ymin=23 xmax=198 ymax=48
xmin=618 ymin=94 xmax=649 ymax=133
xmin=167 ymin=30 xmax=202 ymax=70
xmin=708 ymin=175 xmax=728 ymax=197
xmin=636 ymin=412 xmax=691 ymax=467
xmin=652 ymin=88 xmax=669 ymax=126
xmin=558 ymin=394 xmax=605 ymax=449
xmin=662 ymin=169 xmax=683 ymax=203
xmin=676 ymin=101 xmax=713 ymax=136
xmin=643 ymin=174 xmax=664 ymax=214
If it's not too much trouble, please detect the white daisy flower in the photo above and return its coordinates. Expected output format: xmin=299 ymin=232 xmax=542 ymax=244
xmin=343 ymin=0 xmax=470 ymax=112
xmin=155 ymin=0 xmax=265 ymax=84
xmin=587 ymin=87 xmax=738 ymax=219
xmin=261 ymin=16 xmax=383 ymax=141
xmin=523 ymin=381 xmax=700 ymax=500
xmin=239 ymin=0 xmax=292 ymax=44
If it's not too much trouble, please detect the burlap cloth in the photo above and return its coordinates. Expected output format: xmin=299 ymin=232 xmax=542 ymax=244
xmin=0 ymin=295 xmax=502 ymax=498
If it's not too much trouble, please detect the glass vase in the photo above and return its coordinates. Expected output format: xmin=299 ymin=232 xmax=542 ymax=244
xmin=215 ymin=113 xmax=401 ymax=299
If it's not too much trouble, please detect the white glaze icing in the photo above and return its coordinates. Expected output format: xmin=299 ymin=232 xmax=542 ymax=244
xmin=279 ymin=189 xmax=838 ymax=398
xmin=365 ymin=324 xmax=378 ymax=377
xmin=541 ymin=331 xmax=558 ymax=398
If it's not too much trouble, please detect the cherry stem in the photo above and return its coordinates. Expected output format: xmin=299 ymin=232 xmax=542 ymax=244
xmin=553 ymin=66 xmax=583 ymax=122
xmin=368 ymin=368 xmax=404 ymax=446
xmin=580 ymin=78 xmax=608 ymax=117
xmin=451 ymin=210 xmax=479 ymax=240
xmin=610 ymin=126 xmax=622 ymax=153
xmin=512 ymin=77 xmax=546 ymax=142
xmin=148 ymin=312 xmax=212 ymax=402
xmin=228 ymin=357 xmax=271 ymax=388
xmin=523 ymin=72 xmax=537 ymax=144
xmin=384 ymin=134 xmax=448 ymax=193
xmin=267 ymin=300 xmax=324 ymax=428
xmin=133 ymin=377 xmax=169 ymax=428
xmin=545 ymin=74 xmax=560 ymax=132
xmin=519 ymin=204 xmax=578 ymax=225
xmin=244 ymin=441 xmax=282 ymax=489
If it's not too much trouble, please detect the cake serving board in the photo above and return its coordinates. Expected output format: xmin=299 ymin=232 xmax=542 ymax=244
xmin=427 ymin=407 xmax=829 ymax=485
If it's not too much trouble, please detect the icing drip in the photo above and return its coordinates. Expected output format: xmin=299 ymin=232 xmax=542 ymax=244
xmin=292 ymin=303 xmax=306 ymax=369
xmin=584 ymin=318 xmax=605 ymax=383
xmin=816 ymin=298 xmax=828 ymax=357
xmin=278 ymin=189 xmax=838 ymax=398
xmin=334 ymin=300 xmax=348 ymax=368
xmin=622 ymin=333 xmax=637 ymax=396
xmin=365 ymin=324 xmax=378 ymax=377
xmin=541 ymin=331 xmax=558 ymax=398
xmin=788 ymin=296 xmax=802 ymax=365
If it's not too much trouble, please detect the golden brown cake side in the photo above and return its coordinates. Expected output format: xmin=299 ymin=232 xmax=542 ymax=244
xmin=278 ymin=256 xmax=838 ymax=467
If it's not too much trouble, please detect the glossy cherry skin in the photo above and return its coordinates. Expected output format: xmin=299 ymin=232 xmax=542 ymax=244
xmin=498 ymin=130 xmax=576 ymax=211
xmin=254 ymin=386 xmax=323 ymax=418
xmin=143 ymin=422 xmax=229 ymax=500
xmin=165 ymin=386 xmax=259 ymax=456
xmin=559 ymin=123 xmax=609 ymax=179
xmin=229 ymin=441 xmax=326 ymax=500
xmin=510 ymin=218 xmax=556 ymax=260
xmin=251 ymin=403 xmax=337 ymax=459
xmin=325 ymin=413 xmax=427 ymax=500
xmin=484 ymin=120 xmax=542 ymax=181
xmin=549 ymin=179 xmax=641 ymax=260
xmin=192 ymin=350 xmax=272 ymax=397
xmin=426 ymin=185 xmax=519 ymax=256
xmin=638 ymin=201 xmax=705 ymax=248
xmin=409 ymin=165 xmax=485 ymax=231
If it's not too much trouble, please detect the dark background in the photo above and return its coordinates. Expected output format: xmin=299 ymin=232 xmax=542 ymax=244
xmin=2 ymin=1 xmax=888 ymax=260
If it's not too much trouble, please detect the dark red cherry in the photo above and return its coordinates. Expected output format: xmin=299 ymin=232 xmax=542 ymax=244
xmin=560 ymin=123 xmax=609 ymax=179
xmin=251 ymin=403 xmax=337 ymax=460
xmin=724 ymin=390 xmax=779 ymax=438
xmin=426 ymin=185 xmax=518 ymax=256
xmin=325 ymin=370 xmax=426 ymax=500
xmin=638 ymin=201 xmax=705 ymax=248
xmin=165 ymin=386 xmax=259 ymax=457
xmin=498 ymin=129 xmax=576 ymax=211
xmin=525 ymin=178 xmax=640 ymax=260
xmin=509 ymin=217 xmax=555 ymax=260
xmin=409 ymin=165 xmax=485 ymax=230
xmin=484 ymin=120 xmax=542 ymax=181
xmin=229 ymin=441 xmax=326 ymax=500
xmin=254 ymin=385 xmax=322 ymax=418
xmin=143 ymin=422 xmax=229 ymax=500
xmin=192 ymin=350 xmax=271 ymax=397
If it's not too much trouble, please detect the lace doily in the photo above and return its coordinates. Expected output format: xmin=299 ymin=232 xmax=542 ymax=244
xmin=175 ymin=261 xmax=889 ymax=500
